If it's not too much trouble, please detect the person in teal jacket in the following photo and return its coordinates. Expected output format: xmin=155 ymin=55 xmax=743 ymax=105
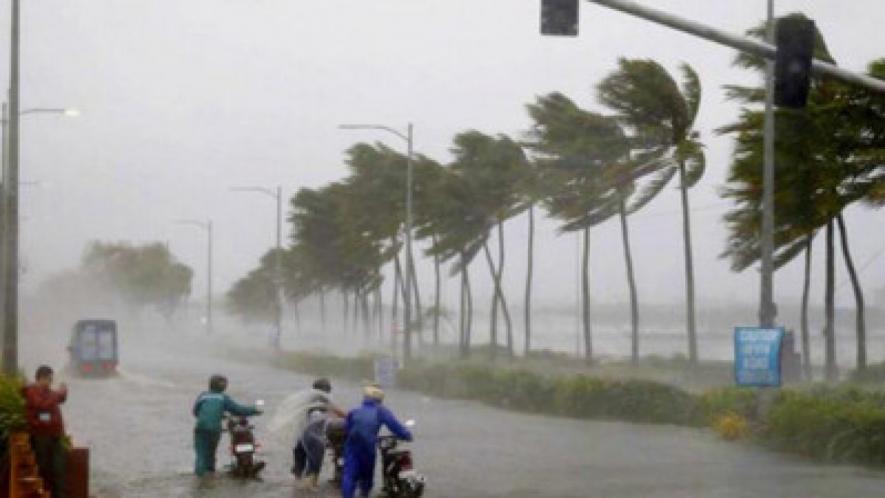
xmin=192 ymin=374 xmax=262 ymax=476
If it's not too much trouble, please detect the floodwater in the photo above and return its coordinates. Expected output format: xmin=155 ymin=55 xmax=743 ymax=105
xmin=22 ymin=329 xmax=885 ymax=497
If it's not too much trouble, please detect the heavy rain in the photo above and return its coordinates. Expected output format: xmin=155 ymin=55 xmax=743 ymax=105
xmin=1 ymin=1 xmax=885 ymax=498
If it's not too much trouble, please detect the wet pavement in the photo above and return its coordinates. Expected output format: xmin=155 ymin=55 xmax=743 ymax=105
xmin=38 ymin=333 xmax=885 ymax=498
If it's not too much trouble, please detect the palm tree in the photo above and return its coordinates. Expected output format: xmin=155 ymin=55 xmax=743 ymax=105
xmin=719 ymin=16 xmax=885 ymax=377
xmin=598 ymin=59 xmax=706 ymax=365
xmin=419 ymin=167 xmax=488 ymax=357
xmin=518 ymin=162 xmax=542 ymax=355
xmin=525 ymin=93 xmax=632 ymax=363
xmin=448 ymin=131 xmax=530 ymax=359
xmin=411 ymin=155 xmax=448 ymax=347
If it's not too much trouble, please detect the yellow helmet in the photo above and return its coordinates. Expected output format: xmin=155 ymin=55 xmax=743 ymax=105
xmin=363 ymin=383 xmax=385 ymax=401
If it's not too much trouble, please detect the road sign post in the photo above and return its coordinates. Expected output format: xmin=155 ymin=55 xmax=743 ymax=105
xmin=734 ymin=327 xmax=785 ymax=387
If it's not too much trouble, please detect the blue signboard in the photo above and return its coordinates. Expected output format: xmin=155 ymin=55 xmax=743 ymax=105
xmin=734 ymin=327 xmax=784 ymax=387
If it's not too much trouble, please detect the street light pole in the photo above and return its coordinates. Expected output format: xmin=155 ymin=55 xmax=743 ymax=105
xmin=3 ymin=0 xmax=21 ymax=375
xmin=176 ymin=219 xmax=213 ymax=335
xmin=230 ymin=186 xmax=284 ymax=348
xmin=338 ymin=123 xmax=415 ymax=363
xmin=0 ymin=99 xmax=78 ymax=373
xmin=760 ymin=0 xmax=777 ymax=328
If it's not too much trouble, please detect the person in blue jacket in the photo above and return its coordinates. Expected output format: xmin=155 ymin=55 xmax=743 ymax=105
xmin=342 ymin=384 xmax=413 ymax=498
xmin=192 ymin=374 xmax=262 ymax=476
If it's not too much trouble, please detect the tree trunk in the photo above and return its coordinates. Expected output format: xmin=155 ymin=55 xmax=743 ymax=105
xmin=497 ymin=221 xmax=514 ymax=356
xmin=678 ymin=161 xmax=698 ymax=365
xmin=618 ymin=198 xmax=640 ymax=365
xmin=319 ymin=290 xmax=326 ymax=332
xmin=824 ymin=220 xmax=837 ymax=381
xmin=353 ymin=290 xmax=360 ymax=334
xmin=483 ymin=239 xmax=514 ymax=359
xmin=361 ymin=292 xmax=371 ymax=338
xmin=459 ymin=252 xmax=467 ymax=356
xmin=462 ymin=252 xmax=474 ymax=357
xmin=408 ymin=249 xmax=423 ymax=346
xmin=581 ymin=227 xmax=592 ymax=363
xmin=433 ymin=235 xmax=441 ymax=347
xmin=466 ymin=265 xmax=473 ymax=355
xmin=800 ymin=234 xmax=813 ymax=380
xmin=292 ymin=301 xmax=301 ymax=331
xmin=375 ymin=288 xmax=384 ymax=342
xmin=483 ymin=243 xmax=499 ymax=360
xmin=342 ymin=289 xmax=349 ymax=334
xmin=837 ymin=214 xmax=866 ymax=372
xmin=393 ymin=252 xmax=402 ymax=354
xmin=524 ymin=204 xmax=535 ymax=356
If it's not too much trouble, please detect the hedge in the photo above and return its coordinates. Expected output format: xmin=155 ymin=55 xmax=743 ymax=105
xmin=271 ymin=351 xmax=885 ymax=467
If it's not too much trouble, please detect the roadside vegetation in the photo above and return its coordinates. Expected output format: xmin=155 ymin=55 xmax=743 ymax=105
xmin=255 ymin=348 xmax=885 ymax=467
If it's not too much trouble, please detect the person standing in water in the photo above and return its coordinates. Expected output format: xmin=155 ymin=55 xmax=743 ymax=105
xmin=291 ymin=377 xmax=345 ymax=488
xmin=192 ymin=374 xmax=262 ymax=476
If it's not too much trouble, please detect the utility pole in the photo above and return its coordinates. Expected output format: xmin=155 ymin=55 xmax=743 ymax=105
xmin=230 ymin=185 xmax=284 ymax=349
xmin=338 ymin=123 xmax=416 ymax=364
xmin=207 ymin=220 xmax=213 ymax=335
xmin=3 ymin=0 xmax=21 ymax=375
xmin=176 ymin=219 xmax=213 ymax=335
xmin=760 ymin=0 xmax=776 ymax=327
xmin=403 ymin=123 xmax=414 ymax=363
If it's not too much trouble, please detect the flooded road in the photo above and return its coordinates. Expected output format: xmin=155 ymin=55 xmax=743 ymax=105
xmin=38 ymin=333 xmax=885 ymax=498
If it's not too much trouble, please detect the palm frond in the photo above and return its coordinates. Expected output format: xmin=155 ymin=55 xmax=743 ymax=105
xmin=679 ymin=63 xmax=702 ymax=127
xmin=627 ymin=167 xmax=676 ymax=214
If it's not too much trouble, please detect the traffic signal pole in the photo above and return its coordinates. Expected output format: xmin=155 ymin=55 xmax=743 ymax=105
xmin=583 ymin=0 xmax=885 ymax=94
xmin=760 ymin=0 xmax=776 ymax=328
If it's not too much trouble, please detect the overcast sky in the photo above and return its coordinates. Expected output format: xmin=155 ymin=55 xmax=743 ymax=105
xmin=4 ymin=0 xmax=884 ymax=318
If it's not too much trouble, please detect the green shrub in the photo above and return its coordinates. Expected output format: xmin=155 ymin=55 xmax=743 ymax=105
xmin=267 ymin=351 xmax=885 ymax=466
xmin=0 ymin=374 xmax=25 ymax=441
xmin=275 ymin=352 xmax=375 ymax=382
xmin=763 ymin=387 xmax=885 ymax=464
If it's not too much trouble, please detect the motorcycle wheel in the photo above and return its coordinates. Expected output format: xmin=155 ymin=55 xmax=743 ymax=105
xmin=236 ymin=454 xmax=253 ymax=477
xmin=400 ymin=479 xmax=424 ymax=498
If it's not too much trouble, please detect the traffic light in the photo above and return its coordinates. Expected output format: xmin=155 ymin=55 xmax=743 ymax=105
xmin=774 ymin=17 xmax=816 ymax=108
xmin=541 ymin=0 xmax=579 ymax=37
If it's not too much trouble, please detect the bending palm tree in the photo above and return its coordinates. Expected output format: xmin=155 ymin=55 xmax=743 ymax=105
xmin=598 ymin=59 xmax=706 ymax=365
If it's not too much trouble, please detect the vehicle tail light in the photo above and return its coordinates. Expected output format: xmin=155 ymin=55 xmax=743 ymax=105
xmin=80 ymin=363 xmax=92 ymax=373
xmin=103 ymin=362 xmax=115 ymax=371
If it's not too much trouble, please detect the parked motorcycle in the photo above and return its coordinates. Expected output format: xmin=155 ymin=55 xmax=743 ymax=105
xmin=225 ymin=400 xmax=266 ymax=478
xmin=378 ymin=420 xmax=425 ymax=498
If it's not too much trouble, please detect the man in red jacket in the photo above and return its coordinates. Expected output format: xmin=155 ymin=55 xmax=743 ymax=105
xmin=23 ymin=365 xmax=68 ymax=498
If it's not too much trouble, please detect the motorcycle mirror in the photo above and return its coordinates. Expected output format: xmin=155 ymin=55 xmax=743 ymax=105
xmin=255 ymin=399 xmax=265 ymax=408
xmin=405 ymin=419 xmax=416 ymax=427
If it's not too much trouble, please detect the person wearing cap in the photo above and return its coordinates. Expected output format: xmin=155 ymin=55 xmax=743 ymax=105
xmin=291 ymin=378 xmax=345 ymax=488
xmin=341 ymin=384 xmax=413 ymax=498
xmin=192 ymin=374 xmax=262 ymax=476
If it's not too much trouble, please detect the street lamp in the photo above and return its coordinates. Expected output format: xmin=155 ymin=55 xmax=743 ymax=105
xmin=338 ymin=123 xmax=415 ymax=363
xmin=1 ymin=102 xmax=79 ymax=374
xmin=176 ymin=219 xmax=214 ymax=335
xmin=230 ymin=186 xmax=284 ymax=349
xmin=3 ymin=106 xmax=80 ymax=187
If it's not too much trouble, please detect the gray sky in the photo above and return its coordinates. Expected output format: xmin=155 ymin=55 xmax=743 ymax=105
xmin=5 ymin=0 xmax=885 ymax=314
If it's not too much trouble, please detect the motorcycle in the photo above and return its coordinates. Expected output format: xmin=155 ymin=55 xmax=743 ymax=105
xmin=225 ymin=400 xmax=266 ymax=478
xmin=325 ymin=417 xmax=347 ymax=484
xmin=378 ymin=420 xmax=425 ymax=498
